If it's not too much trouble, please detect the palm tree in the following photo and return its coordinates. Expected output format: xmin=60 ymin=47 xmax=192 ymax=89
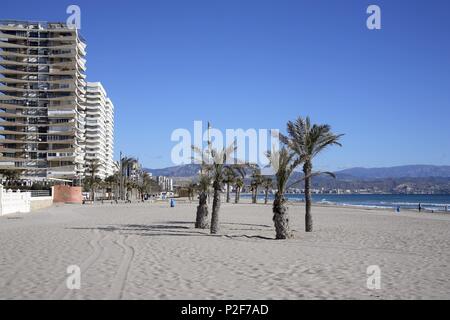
xmin=87 ymin=160 xmax=102 ymax=201
xmin=105 ymin=173 xmax=120 ymax=200
xmin=83 ymin=176 xmax=102 ymax=201
xmin=137 ymin=172 xmax=152 ymax=201
xmin=193 ymin=142 xmax=236 ymax=234
xmin=250 ymin=168 xmax=263 ymax=204
xmin=266 ymin=147 xmax=302 ymax=239
xmin=234 ymin=177 xmax=244 ymax=203
xmin=282 ymin=117 xmax=343 ymax=232
xmin=186 ymin=182 xmax=196 ymax=201
xmin=223 ymin=167 xmax=236 ymax=203
xmin=125 ymin=179 xmax=136 ymax=202
xmin=195 ymin=174 xmax=211 ymax=229
xmin=232 ymin=165 xmax=247 ymax=204
xmin=262 ymin=177 xmax=273 ymax=204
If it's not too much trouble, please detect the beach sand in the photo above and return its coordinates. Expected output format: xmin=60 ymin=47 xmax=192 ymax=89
xmin=0 ymin=200 xmax=449 ymax=300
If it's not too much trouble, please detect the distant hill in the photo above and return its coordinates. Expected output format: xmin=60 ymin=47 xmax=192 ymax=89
xmin=145 ymin=164 xmax=450 ymax=179
xmin=335 ymin=165 xmax=450 ymax=179
xmin=144 ymin=164 xmax=450 ymax=193
xmin=145 ymin=164 xmax=201 ymax=177
xmin=145 ymin=164 xmax=450 ymax=180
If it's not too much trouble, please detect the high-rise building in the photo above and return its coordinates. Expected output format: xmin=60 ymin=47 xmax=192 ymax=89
xmin=85 ymin=82 xmax=115 ymax=179
xmin=0 ymin=20 xmax=87 ymax=182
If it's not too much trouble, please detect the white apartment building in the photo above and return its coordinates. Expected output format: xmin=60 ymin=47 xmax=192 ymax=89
xmin=0 ymin=20 xmax=87 ymax=181
xmin=85 ymin=82 xmax=114 ymax=180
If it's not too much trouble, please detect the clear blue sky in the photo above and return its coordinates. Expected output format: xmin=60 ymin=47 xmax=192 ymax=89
xmin=2 ymin=0 xmax=450 ymax=170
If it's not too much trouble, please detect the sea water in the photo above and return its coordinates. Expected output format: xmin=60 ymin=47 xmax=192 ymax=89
xmin=242 ymin=193 xmax=450 ymax=212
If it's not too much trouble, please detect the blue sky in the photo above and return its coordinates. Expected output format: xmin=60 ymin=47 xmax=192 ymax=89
xmin=2 ymin=0 xmax=450 ymax=170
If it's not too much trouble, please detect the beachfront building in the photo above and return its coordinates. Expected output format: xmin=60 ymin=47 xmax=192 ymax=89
xmin=0 ymin=20 xmax=87 ymax=182
xmin=156 ymin=176 xmax=173 ymax=192
xmin=85 ymin=82 xmax=115 ymax=179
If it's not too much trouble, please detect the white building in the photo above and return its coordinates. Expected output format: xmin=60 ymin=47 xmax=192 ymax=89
xmin=85 ymin=82 xmax=115 ymax=179
xmin=104 ymin=98 xmax=115 ymax=177
xmin=156 ymin=176 xmax=173 ymax=192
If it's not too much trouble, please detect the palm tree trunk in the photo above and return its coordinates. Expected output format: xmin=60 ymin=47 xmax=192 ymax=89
xmin=226 ymin=183 xmax=231 ymax=203
xmin=195 ymin=192 xmax=209 ymax=229
xmin=264 ymin=188 xmax=269 ymax=204
xmin=234 ymin=186 xmax=239 ymax=204
xmin=304 ymin=161 xmax=313 ymax=232
xmin=210 ymin=183 xmax=221 ymax=234
xmin=252 ymin=187 xmax=257 ymax=204
xmin=273 ymin=192 xmax=292 ymax=239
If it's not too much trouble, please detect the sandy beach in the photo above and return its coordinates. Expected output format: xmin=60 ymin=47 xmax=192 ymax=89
xmin=0 ymin=200 xmax=449 ymax=300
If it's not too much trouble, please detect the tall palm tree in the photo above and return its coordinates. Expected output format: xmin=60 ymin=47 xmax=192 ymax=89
xmin=266 ymin=147 xmax=302 ymax=239
xmin=193 ymin=142 xmax=236 ymax=234
xmin=223 ymin=167 xmax=236 ymax=203
xmin=262 ymin=177 xmax=273 ymax=205
xmin=282 ymin=117 xmax=343 ymax=232
xmin=195 ymin=174 xmax=211 ymax=229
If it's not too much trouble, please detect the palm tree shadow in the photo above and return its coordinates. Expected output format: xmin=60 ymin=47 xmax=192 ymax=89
xmin=68 ymin=222 xmax=276 ymax=240
xmin=68 ymin=224 xmax=207 ymax=236
xmin=164 ymin=221 xmax=272 ymax=228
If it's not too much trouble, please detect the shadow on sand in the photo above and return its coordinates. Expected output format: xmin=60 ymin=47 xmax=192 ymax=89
xmin=67 ymin=222 xmax=275 ymax=240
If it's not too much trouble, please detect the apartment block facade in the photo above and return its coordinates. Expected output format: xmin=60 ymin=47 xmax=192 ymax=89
xmin=0 ymin=20 xmax=115 ymax=183
xmin=0 ymin=20 xmax=87 ymax=181
xmin=85 ymin=82 xmax=114 ymax=180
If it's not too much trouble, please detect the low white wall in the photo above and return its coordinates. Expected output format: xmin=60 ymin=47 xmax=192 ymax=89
xmin=30 ymin=196 xmax=53 ymax=211
xmin=0 ymin=185 xmax=31 ymax=216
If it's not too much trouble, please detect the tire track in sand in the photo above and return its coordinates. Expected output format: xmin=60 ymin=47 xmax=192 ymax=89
xmin=50 ymin=228 xmax=107 ymax=299
xmin=105 ymin=234 xmax=135 ymax=300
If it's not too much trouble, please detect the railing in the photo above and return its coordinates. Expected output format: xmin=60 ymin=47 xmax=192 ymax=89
xmin=30 ymin=189 xmax=51 ymax=197
xmin=6 ymin=189 xmax=52 ymax=198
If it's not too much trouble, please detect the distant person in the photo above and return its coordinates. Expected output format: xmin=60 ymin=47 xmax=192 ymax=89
xmin=396 ymin=206 xmax=401 ymax=213
xmin=418 ymin=203 xmax=422 ymax=212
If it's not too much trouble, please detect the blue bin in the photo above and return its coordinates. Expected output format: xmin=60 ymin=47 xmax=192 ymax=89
xmin=170 ymin=199 xmax=176 ymax=207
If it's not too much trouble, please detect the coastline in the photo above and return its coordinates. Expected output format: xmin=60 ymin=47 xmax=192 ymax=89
xmin=236 ymin=193 xmax=450 ymax=213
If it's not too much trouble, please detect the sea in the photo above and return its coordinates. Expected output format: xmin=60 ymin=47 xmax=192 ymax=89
xmin=242 ymin=193 xmax=450 ymax=212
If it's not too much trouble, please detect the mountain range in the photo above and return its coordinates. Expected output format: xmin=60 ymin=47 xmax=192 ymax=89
xmin=336 ymin=165 xmax=450 ymax=179
xmin=145 ymin=164 xmax=450 ymax=179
